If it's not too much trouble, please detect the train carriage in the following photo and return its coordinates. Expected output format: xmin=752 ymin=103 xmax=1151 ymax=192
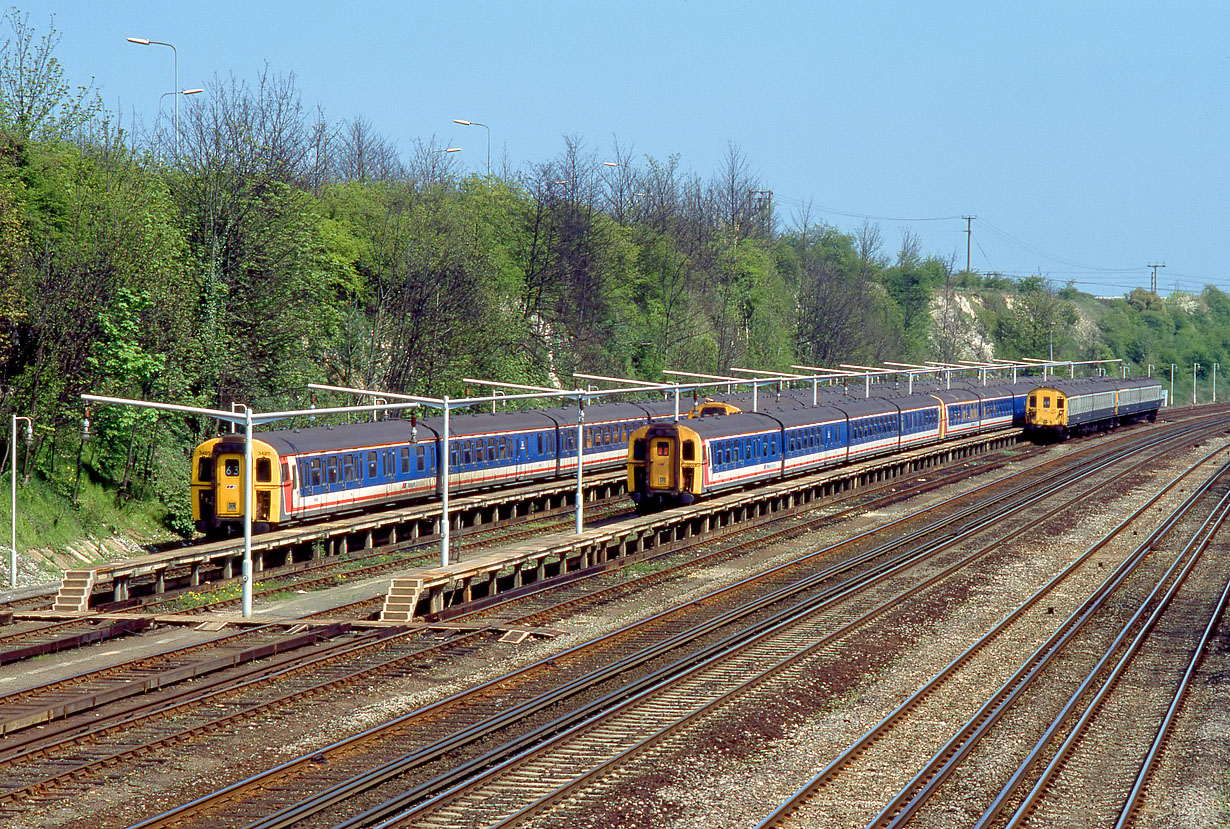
xmin=893 ymin=393 xmax=944 ymax=448
xmin=778 ymin=405 xmax=850 ymax=474
xmin=843 ymin=397 xmax=904 ymax=460
xmin=628 ymin=412 xmax=784 ymax=509
xmin=192 ymin=400 xmax=658 ymax=537
xmin=1024 ymin=377 xmax=1162 ymax=438
xmin=930 ymin=389 xmax=982 ymax=437
xmin=975 ymin=383 xmax=1025 ymax=429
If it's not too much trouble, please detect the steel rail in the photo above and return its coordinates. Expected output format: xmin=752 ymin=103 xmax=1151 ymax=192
xmin=223 ymin=418 xmax=1212 ymax=827
xmin=753 ymin=442 xmax=1230 ymax=828
xmin=886 ymin=467 xmax=1230 ymax=829
xmin=1114 ymin=523 xmax=1230 ymax=827
xmin=989 ymin=489 xmax=1230 ymax=829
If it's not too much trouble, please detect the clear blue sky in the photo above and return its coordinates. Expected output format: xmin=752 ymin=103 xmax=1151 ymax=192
xmin=18 ymin=0 xmax=1229 ymax=296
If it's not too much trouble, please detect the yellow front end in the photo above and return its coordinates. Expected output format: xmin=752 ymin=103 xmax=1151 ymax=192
xmin=191 ymin=436 xmax=285 ymax=535
xmin=628 ymin=422 xmax=704 ymax=508
xmin=1026 ymin=387 xmax=1069 ymax=429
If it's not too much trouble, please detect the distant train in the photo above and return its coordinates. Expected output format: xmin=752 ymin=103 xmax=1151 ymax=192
xmin=190 ymin=399 xmax=678 ymax=537
xmin=627 ymin=377 xmax=1163 ymax=510
xmin=1024 ymin=378 xmax=1162 ymax=439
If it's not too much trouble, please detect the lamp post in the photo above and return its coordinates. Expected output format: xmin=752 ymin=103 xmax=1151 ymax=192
xmin=127 ymin=37 xmax=180 ymax=150
xmin=9 ymin=415 xmax=32 ymax=588
xmin=1194 ymin=363 xmax=1200 ymax=406
xmin=1215 ymin=363 xmax=1220 ymax=403
xmin=452 ymin=119 xmax=489 ymax=176
xmin=1049 ymin=322 xmax=1055 ymax=361
xmin=1170 ymin=363 xmax=1176 ymax=407
xmin=158 ymin=88 xmax=203 ymax=154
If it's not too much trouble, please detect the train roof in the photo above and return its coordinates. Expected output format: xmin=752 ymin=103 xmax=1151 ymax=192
xmin=1028 ymin=377 xmax=1124 ymax=394
xmin=249 ymin=419 xmax=431 ymax=456
xmin=928 ymin=388 xmax=982 ymax=404
xmin=242 ymin=398 xmax=660 ymax=455
xmin=534 ymin=401 xmax=656 ymax=425
xmin=677 ymin=411 xmax=785 ymax=438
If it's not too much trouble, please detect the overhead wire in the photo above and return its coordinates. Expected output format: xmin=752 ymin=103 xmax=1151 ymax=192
xmin=772 ymin=192 xmax=1220 ymax=293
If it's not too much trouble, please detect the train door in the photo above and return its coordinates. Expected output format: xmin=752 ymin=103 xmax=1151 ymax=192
xmin=515 ymin=433 xmax=529 ymax=479
xmin=648 ymin=434 xmax=677 ymax=490
xmin=214 ymin=451 xmax=245 ymax=520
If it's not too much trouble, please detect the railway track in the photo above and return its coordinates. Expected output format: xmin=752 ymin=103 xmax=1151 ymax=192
xmin=101 ymin=418 xmax=1222 ymax=828
xmin=0 ymin=440 xmax=1024 ymax=768
xmin=744 ymin=448 xmax=1230 ymax=827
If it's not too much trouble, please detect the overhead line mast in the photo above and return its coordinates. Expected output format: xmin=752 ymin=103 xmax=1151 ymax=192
xmin=963 ymin=215 xmax=976 ymax=274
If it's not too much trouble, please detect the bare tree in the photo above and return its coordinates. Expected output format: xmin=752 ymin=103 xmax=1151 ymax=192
xmin=601 ymin=135 xmax=639 ymax=223
xmin=336 ymin=115 xmax=403 ymax=183
xmin=897 ymin=227 xmax=922 ymax=269
xmin=711 ymin=142 xmax=760 ymax=240
xmin=404 ymin=136 xmax=463 ymax=187
xmin=854 ymin=220 xmax=886 ymax=280
xmin=0 ymin=8 xmax=102 ymax=141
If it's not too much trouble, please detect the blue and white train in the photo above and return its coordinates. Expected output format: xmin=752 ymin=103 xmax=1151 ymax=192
xmin=628 ymin=383 xmax=1032 ymax=510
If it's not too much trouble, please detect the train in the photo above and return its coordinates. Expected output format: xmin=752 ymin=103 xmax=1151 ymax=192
xmin=190 ymin=399 xmax=678 ymax=537
xmin=628 ymin=377 xmax=1164 ymax=510
xmin=1023 ymin=378 xmax=1162 ymax=439
xmin=190 ymin=375 xmax=1164 ymax=535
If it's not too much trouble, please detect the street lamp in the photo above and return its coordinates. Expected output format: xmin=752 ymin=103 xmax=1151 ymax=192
xmin=452 ymin=119 xmax=489 ymax=176
xmin=1049 ymin=321 xmax=1055 ymax=361
xmin=9 ymin=415 xmax=32 ymax=588
xmin=1215 ymin=362 xmax=1220 ymax=403
xmin=128 ymin=37 xmax=181 ymax=152
xmin=1170 ymin=363 xmax=1176 ymax=407
xmin=158 ymin=88 xmax=203 ymax=154
xmin=1194 ymin=362 xmax=1200 ymax=405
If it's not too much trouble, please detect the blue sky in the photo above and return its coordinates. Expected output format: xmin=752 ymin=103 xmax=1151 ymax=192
xmin=18 ymin=0 xmax=1228 ymax=296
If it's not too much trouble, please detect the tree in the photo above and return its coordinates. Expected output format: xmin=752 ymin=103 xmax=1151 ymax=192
xmin=0 ymin=8 xmax=102 ymax=141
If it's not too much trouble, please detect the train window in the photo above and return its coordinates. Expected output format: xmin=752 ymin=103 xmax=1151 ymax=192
xmin=416 ymin=446 xmax=426 ymax=472
xmin=537 ymin=433 xmax=544 ymax=455
xmin=1043 ymin=398 xmax=1051 ymax=409
xmin=633 ymin=439 xmax=646 ymax=460
xmin=586 ymin=430 xmax=593 ymax=450
xmin=342 ymin=456 xmax=354 ymax=482
xmin=326 ymin=457 xmax=338 ymax=485
xmin=368 ymin=451 xmax=378 ymax=478
xmin=225 ymin=459 xmax=240 ymax=477
xmin=400 ymin=447 xmax=410 ymax=474
xmin=463 ymin=443 xmax=473 ymax=466
xmin=683 ymin=440 xmax=695 ymax=461
xmin=309 ymin=459 xmax=321 ymax=487
xmin=656 ymin=442 xmax=670 ymax=456
xmin=1057 ymin=398 xmax=1065 ymax=409
xmin=497 ymin=439 xmax=507 ymax=461
xmin=256 ymin=458 xmax=272 ymax=483
xmin=198 ymin=458 xmax=212 ymax=482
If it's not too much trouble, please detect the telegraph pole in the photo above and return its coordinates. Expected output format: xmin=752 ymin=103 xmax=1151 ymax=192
xmin=1149 ymin=263 xmax=1165 ymax=294
xmin=963 ymin=215 xmax=976 ymax=274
